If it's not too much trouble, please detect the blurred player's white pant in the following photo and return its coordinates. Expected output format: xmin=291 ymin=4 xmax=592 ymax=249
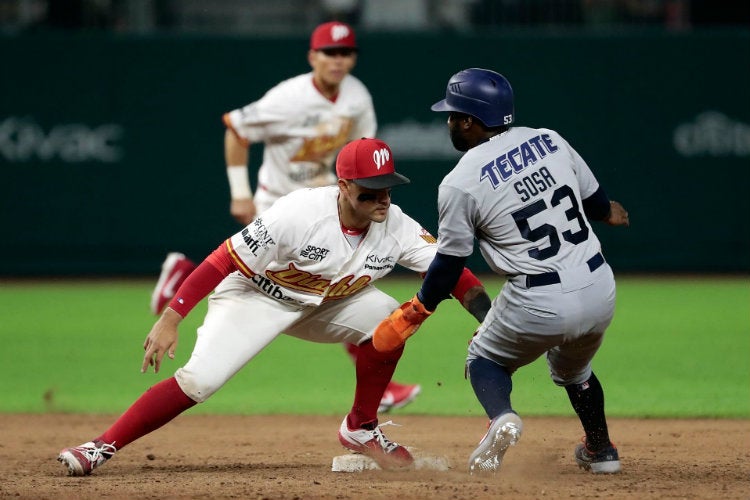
xmin=175 ymin=273 xmax=399 ymax=402
xmin=468 ymin=262 xmax=616 ymax=386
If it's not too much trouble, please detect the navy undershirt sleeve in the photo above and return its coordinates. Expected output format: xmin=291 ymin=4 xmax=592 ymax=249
xmin=582 ymin=186 xmax=611 ymax=221
xmin=417 ymin=252 xmax=467 ymax=311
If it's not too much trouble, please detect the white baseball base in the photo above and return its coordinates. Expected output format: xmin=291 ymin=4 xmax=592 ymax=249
xmin=331 ymin=452 xmax=451 ymax=472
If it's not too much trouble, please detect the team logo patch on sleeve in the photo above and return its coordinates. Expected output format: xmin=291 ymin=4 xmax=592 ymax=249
xmin=419 ymin=228 xmax=437 ymax=244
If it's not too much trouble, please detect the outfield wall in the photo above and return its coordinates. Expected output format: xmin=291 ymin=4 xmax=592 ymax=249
xmin=1 ymin=30 xmax=748 ymax=275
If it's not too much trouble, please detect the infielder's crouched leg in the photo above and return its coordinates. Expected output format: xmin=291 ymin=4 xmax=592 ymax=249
xmin=285 ymin=285 xmax=399 ymax=345
xmin=174 ymin=367 xmax=218 ymax=404
xmin=175 ymin=280 xmax=306 ymax=403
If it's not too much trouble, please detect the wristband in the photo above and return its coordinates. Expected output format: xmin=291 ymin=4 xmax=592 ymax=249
xmin=227 ymin=165 xmax=252 ymax=200
xmin=451 ymin=267 xmax=482 ymax=304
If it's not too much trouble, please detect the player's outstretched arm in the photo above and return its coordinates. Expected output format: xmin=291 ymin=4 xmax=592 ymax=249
xmin=230 ymin=199 xmax=256 ymax=225
xmin=141 ymin=242 xmax=239 ymax=371
xmin=459 ymin=285 xmax=492 ymax=323
xmin=373 ymin=256 xmax=491 ymax=352
xmin=372 ymin=296 xmax=432 ymax=352
xmin=142 ymin=308 xmax=182 ymax=373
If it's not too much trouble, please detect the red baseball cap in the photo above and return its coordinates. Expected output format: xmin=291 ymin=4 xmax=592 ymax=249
xmin=336 ymin=138 xmax=410 ymax=189
xmin=310 ymin=21 xmax=357 ymax=51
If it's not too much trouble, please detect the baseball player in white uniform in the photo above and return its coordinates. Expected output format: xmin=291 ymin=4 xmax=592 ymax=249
xmin=373 ymin=69 xmax=630 ymax=474
xmin=151 ymin=21 xmax=421 ymax=411
xmin=58 ymin=138 xmax=491 ymax=476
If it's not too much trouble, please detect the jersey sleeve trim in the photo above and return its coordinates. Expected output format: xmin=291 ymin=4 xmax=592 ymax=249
xmin=582 ymin=185 xmax=611 ymax=221
xmin=225 ymin=239 xmax=256 ymax=278
xmin=223 ymin=113 xmax=250 ymax=147
xmin=167 ymin=244 xmax=236 ymax=317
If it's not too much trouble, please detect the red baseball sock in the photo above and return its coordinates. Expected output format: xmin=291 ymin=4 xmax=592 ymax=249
xmin=344 ymin=342 xmax=359 ymax=362
xmin=97 ymin=376 xmax=196 ymax=450
xmin=347 ymin=340 xmax=404 ymax=429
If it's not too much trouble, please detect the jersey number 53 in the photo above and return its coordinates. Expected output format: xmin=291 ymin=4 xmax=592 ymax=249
xmin=511 ymin=185 xmax=589 ymax=261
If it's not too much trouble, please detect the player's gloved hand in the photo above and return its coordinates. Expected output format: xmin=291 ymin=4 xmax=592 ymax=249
xmin=372 ymin=295 xmax=433 ymax=352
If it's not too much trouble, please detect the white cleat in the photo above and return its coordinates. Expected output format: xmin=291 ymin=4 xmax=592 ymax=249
xmin=468 ymin=412 xmax=523 ymax=474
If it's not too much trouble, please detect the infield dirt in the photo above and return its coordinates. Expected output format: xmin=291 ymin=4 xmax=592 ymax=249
xmin=2 ymin=414 xmax=748 ymax=499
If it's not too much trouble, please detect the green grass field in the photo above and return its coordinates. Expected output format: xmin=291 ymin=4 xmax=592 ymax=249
xmin=1 ymin=276 xmax=748 ymax=418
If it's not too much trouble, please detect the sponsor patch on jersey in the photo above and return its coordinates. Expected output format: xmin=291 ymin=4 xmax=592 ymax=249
xmin=481 ymin=133 xmax=560 ymax=188
xmin=365 ymin=253 xmax=395 ymax=271
xmin=241 ymin=218 xmax=275 ymax=256
xmin=419 ymin=228 xmax=437 ymax=244
xmin=301 ymin=244 xmax=330 ymax=262
xmin=251 ymin=273 xmax=294 ymax=302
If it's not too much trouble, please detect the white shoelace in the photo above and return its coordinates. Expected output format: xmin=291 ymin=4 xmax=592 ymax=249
xmin=80 ymin=441 xmax=116 ymax=463
xmin=371 ymin=420 xmax=401 ymax=453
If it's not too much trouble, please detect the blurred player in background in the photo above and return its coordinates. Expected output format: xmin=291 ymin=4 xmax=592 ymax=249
xmin=57 ymin=138 xmax=491 ymax=476
xmin=150 ymin=21 xmax=420 ymax=412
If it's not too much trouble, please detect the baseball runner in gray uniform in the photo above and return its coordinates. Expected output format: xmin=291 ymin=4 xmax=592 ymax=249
xmin=373 ymin=68 xmax=630 ymax=474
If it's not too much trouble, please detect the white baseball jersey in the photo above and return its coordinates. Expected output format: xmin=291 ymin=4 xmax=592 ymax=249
xmin=436 ymin=126 xmax=603 ymax=276
xmin=174 ymin=185 xmax=438 ymax=402
xmin=226 ymin=185 xmax=436 ymax=308
xmin=224 ymin=73 xmax=377 ymax=201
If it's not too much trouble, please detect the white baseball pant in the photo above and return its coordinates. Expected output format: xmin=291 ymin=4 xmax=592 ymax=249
xmin=175 ymin=272 xmax=399 ymax=402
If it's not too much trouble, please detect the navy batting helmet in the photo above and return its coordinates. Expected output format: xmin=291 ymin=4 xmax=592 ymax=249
xmin=431 ymin=68 xmax=514 ymax=127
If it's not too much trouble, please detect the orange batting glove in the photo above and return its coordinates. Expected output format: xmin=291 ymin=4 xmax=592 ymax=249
xmin=372 ymin=295 xmax=433 ymax=352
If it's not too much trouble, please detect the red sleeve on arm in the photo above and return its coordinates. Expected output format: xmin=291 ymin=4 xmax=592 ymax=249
xmin=450 ymin=267 xmax=483 ymax=304
xmin=167 ymin=242 xmax=238 ymax=317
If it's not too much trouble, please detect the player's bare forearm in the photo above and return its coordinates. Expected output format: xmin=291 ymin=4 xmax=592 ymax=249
xmin=231 ymin=198 xmax=256 ymax=225
xmin=605 ymin=200 xmax=630 ymax=227
xmin=224 ymin=128 xmax=249 ymax=165
xmin=225 ymin=128 xmax=253 ymax=224
xmin=141 ymin=308 xmax=182 ymax=374
xmin=461 ymin=285 xmax=492 ymax=323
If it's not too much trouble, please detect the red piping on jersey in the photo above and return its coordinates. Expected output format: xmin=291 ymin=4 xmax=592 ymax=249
xmin=311 ymin=76 xmax=339 ymax=103
xmin=341 ymin=224 xmax=367 ymax=236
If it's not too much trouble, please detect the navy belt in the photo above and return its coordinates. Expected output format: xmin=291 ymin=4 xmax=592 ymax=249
xmin=525 ymin=252 xmax=605 ymax=288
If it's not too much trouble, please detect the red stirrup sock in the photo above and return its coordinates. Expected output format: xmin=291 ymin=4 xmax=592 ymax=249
xmin=347 ymin=340 xmax=404 ymax=429
xmin=97 ymin=376 xmax=197 ymax=450
xmin=344 ymin=342 xmax=359 ymax=363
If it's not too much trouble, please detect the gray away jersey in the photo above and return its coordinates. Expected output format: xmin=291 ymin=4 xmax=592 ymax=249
xmin=437 ymin=126 xmax=603 ymax=276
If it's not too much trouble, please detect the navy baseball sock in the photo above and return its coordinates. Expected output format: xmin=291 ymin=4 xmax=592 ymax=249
xmin=564 ymin=372 xmax=611 ymax=451
xmin=468 ymin=357 xmax=514 ymax=420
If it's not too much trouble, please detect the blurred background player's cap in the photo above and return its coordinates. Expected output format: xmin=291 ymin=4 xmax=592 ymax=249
xmin=310 ymin=21 xmax=357 ymax=50
xmin=336 ymin=138 xmax=410 ymax=189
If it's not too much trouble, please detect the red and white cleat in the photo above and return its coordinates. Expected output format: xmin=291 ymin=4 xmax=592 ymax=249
xmin=378 ymin=381 xmax=421 ymax=413
xmin=150 ymin=252 xmax=196 ymax=315
xmin=338 ymin=418 xmax=414 ymax=470
xmin=58 ymin=440 xmax=116 ymax=476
